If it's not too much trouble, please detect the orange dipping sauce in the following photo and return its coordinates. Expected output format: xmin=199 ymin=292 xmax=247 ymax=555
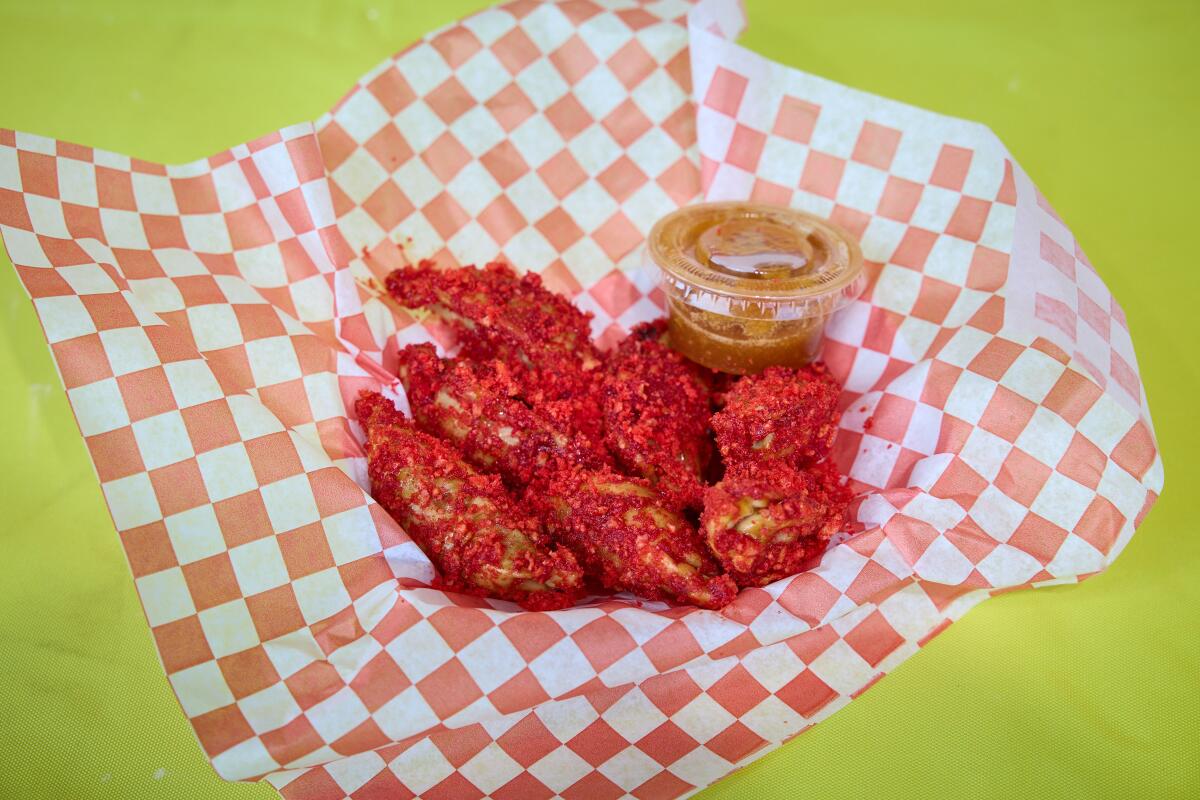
xmin=647 ymin=202 xmax=866 ymax=374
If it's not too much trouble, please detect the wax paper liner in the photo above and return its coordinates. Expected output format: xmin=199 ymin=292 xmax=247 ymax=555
xmin=0 ymin=0 xmax=1162 ymax=797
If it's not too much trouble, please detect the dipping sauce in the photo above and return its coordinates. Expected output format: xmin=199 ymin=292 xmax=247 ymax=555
xmin=647 ymin=202 xmax=865 ymax=374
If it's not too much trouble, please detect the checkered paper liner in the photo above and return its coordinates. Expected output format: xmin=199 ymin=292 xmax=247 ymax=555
xmin=0 ymin=0 xmax=1162 ymax=797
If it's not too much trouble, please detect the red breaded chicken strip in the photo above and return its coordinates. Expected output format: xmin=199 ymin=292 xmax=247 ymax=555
xmin=385 ymin=261 xmax=604 ymax=439
xmin=396 ymin=343 xmax=608 ymax=490
xmin=531 ymin=465 xmax=737 ymax=610
xmin=356 ymin=391 xmax=583 ymax=611
xmin=602 ymin=320 xmax=712 ymax=510
xmin=710 ymin=364 xmax=841 ymax=472
xmin=701 ymin=461 xmax=851 ymax=588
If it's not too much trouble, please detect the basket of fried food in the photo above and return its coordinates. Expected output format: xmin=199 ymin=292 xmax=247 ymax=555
xmin=358 ymin=259 xmax=854 ymax=611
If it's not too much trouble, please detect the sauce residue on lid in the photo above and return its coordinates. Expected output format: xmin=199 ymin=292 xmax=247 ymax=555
xmin=647 ymin=202 xmax=865 ymax=374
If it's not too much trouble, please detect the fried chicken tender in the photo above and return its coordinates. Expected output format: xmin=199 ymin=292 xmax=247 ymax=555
xmin=396 ymin=343 xmax=608 ymax=490
xmin=602 ymin=319 xmax=712 ymax=510
xmin=710 ymin=364 xmax=841 ymax=471
xmin=385 ymin=261 xmax=604 ymax=439
xmin=356 ymin=391 xmax=583 ymax=611
xmin=701 ymin=461 xmax=851 ymax=587
xmin=531 ymin=465 xmax=737 ymax=609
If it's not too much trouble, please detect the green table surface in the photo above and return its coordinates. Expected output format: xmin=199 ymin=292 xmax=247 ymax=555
xmin=2 ymin=1 xmax=1197 ymax=798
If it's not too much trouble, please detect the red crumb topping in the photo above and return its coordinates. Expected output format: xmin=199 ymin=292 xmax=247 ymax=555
xmin=386 ymin=260 xmax=604 ymax=440
xmin=701 ymin=460 xmax=852 ymax=587
xmin=355 ymin=391 xmax=583 ymax=610
xmin=711 ymin=364 xmax=841 ymax=472
xmin=528 ymin=464 xmax=737 ymax=610
xmin=601 ymin=319 xmax=712 ymax=510
xmin=397 ymin=342 xmax=609 ymax=490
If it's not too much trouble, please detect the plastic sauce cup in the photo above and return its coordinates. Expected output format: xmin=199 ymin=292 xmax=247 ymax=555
xmin=647 ymin=202 xmax=866 ymax=374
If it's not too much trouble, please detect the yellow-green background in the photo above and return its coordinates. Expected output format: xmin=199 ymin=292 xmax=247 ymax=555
xmin=1 ymin=1 xmax=1197 ymax=797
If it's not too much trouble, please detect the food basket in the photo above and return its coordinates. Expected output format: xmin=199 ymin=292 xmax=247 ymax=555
xmin=0 ymin=0 xmax=1161 ymax=797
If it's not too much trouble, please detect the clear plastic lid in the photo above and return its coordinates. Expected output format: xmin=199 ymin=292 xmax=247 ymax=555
xmin=648 ymin=202 xmax=865 ymax=321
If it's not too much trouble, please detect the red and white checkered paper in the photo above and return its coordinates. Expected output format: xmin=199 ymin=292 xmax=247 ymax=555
xmin=0 ymin=0 xmax=1162 ymax=797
